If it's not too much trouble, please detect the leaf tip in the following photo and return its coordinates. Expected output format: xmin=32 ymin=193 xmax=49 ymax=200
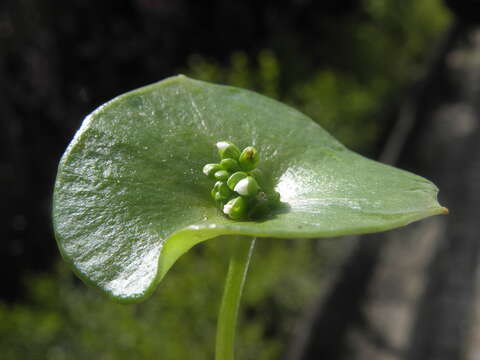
xmin=172 ymin=73 xmax=196 ymax=85
xmin=176 ymin=73 xmax=188 ymax=80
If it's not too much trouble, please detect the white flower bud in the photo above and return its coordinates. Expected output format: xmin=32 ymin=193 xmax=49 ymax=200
xmin=234 ymin=176 xmax=259 ymax=197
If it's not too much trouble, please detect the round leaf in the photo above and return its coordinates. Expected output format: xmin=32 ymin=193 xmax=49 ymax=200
xmin=53 ymin=75 xmax=447 ymax=302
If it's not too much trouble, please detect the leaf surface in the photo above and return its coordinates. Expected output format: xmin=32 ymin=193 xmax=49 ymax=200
xmin=53 ymin=75 xmax=446 ymax=302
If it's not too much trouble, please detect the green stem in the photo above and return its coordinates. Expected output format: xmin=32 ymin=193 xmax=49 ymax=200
xmin=215 ymin=236 xmax=256 ymax=360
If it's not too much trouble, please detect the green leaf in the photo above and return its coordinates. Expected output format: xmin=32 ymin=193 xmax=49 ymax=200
xmin=53 ymin=75 xmax=447 ymax=303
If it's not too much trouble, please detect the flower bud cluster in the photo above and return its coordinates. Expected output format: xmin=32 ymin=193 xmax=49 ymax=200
xmin=203 ymin=141 xmax=280 ymax=220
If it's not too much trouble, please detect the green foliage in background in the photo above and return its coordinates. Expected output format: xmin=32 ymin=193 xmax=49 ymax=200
xmin=186 ymin=0 xmax=450 ymax=152
xmin=0 ymin=237 xmax=341 ymax=360
xmin=1 ymin=1 xmax=450 ymax=359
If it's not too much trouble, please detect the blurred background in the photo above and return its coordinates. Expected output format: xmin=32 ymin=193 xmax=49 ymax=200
xmin=2 ymin=0 xmax=480 ymax=359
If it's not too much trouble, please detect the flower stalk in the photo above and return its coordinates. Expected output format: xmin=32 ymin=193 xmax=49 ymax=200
xmin=216 ymin=236 xmax=256 ymax=360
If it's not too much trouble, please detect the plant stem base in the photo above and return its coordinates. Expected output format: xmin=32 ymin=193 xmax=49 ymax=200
xmin=215 ymin=236 xmax=256 ymax=360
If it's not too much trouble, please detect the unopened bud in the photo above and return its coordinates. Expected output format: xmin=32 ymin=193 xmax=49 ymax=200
xmin=203 ymin=163 xmax=222 ymax=179
xmin=239 ymin=146 xmax=259 ymax=171
xmin=223 ymin=196 xmax=248 ymax=220
xmin=227 ymin=171 xmax=248 ymax=190
xmin=214 ymin=181 xmax=233 ymax=200
xmin=214 ymin=170 xmax=230 ymax=181
xmin=220 ymin=158 xmax=240 ymax=172
xmin=234 ymin=176 xmax=259 ymax=197
xmin=216 ymin=141 xmax=241 ymax=160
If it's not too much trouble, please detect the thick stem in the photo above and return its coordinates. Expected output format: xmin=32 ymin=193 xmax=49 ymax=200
xmin=215 ymin=236 xmax=256 ymax=360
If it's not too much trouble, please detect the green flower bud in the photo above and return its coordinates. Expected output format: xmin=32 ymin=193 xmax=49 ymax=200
xmin=214 ymin=192 xmax=226 ymax=208
xmin=216 ymin=141 xmax=241 ymax=160
xmin=223 ymin=196 xmax=248 ymax=220
xmin=234 ymin=176 xmax=259 ymax=197
xmin=214 ymin=170 xmax=230 ymax=181
xmin=270 ymin=190 xmax=281 ymax=204
xmin=213 ymin=181 xmax=222 ymax=192
xmin=220 ymin=158 xmax=240 ymax=172
xmin=227 ymin=171 xmax=248 ymax=190
xmin=203 ymin=141 xmax=279 ymax=220
xmin=213 ymin=181 xmax=233 ymax=200
xmin=239 ymin=146 xmax=259 ymax=171
xmin=203 ymin=163 xmax=222 ymax=179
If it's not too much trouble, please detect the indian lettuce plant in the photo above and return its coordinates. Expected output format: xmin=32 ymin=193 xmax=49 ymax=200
xmin=53 ymin=75 xmax=447 ymax=359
